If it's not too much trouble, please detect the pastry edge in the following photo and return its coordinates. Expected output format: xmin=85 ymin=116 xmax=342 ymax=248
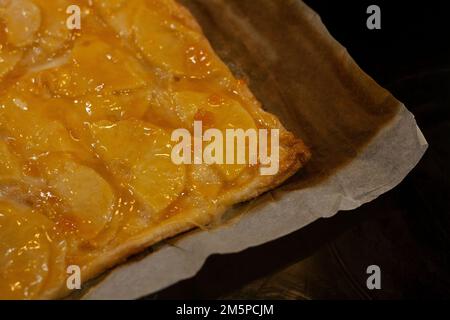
xmin=46 ymin=130 xmax=310 ymax=299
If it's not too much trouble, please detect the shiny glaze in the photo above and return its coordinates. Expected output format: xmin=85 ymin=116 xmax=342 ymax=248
xmin=0 ymin=0 xmax=270 ymax=299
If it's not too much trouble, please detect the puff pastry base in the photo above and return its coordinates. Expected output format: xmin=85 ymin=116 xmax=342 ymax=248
xmin=0 ymin=0 xmax=310 ymax=299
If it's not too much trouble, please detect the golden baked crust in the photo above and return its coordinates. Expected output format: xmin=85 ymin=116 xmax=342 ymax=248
xmin=0 ymin=0 xmax=310 ymax=299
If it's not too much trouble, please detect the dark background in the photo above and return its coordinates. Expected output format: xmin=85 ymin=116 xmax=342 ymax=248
xmin=148 ymin=0 xmax=450 ymax=299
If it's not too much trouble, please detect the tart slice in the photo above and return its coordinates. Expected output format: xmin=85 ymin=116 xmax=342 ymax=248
xmin=0 ymin=0 xmax=310 ymax=299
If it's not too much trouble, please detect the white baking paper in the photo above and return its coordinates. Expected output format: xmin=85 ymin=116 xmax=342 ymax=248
xmin=82 ymin=0 xmax=428 ymax=299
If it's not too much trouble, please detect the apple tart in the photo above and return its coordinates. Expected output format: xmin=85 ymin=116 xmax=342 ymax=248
xmin=0 ymin=0 xmax=310 ymax=299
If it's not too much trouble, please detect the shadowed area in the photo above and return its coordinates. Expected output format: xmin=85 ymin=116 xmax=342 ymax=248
xmin=179 ymin=0 xmax=399 ymax=187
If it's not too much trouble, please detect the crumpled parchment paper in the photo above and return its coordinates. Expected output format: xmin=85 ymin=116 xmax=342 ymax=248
xmin=83 ymin=0 xmax=428 ymax=299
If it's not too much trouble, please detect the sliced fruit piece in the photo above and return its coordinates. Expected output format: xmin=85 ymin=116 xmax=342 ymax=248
xmin=189 ymin=164 xmax=223 ymax=199
xmin=200 ymin=95 xmax=257 ymax=182
xmin=0 ymin=0 xmax=41 ymax=47
xmin=0 ymin=92 xmax=82 ymax=159
xmin=0 ymin=49 xmax=22 ymax=80
xmin=94 ymin=0 xmax=129 ymax=12
xmin=167 ymin=90 xmax=257 ymax=181
xmin=0 ymin=201 xmax=55 ymax=299
xmin=133 ymin=5 xmax=219 ymax=78
xmin=91 ymin=120 xmax=186 ymax=214
xmin=145 ymin=90 xmax=199 ymax=129
xmin=37 ymin=153 xmax=115 ymax=240
xmin=0 ymin=139 xmax=21 ymax=180
xmin=94 ymin=0 xmax=202 ymax=43
xmin=68 ymin=89 xmax=151 ymax=123
xmin=71 ymin=35 xmax=147 ymax=92
xmin=94 ymin=0 xmax=228 ymax=78
xmin=93 ymin=0 xmax=137 ymax=38
xmin=42 ymin=35 xmax=147 ymax=97
xmin=39 ymin=239 xmax=67 ymax=299
xmin=32 ymin=0 xmax=72 ymax=56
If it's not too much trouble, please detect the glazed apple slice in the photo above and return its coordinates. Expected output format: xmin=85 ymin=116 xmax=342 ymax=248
xmin=0 ymin=92 xmax=84 ymax=159
xmin=92 ymin=0 xmax=136 ymax=38
xmin=189 ymin=164 xmax=223 ymax=199
xmin=42 ymin=35 xmax=147 ymax=97
xmin=67 ymin=89 xmax=152 ymax=123
xmin=91 ymin=120 xmax=186 ymax=215
xmin=145 ymin=90 xmax=200 ymax=129
xmin=0 ymin=0 xmax=41 ymax=47
xmin=167 ymin=90 xmax=258 ymax=182
xmin=0 ymin=140 xmax=21 ymax=180
xmin=133 ymin=6 xmax=221 ymax=78
xmin=32 ymin=0 xmax=73 ymax=57
xmin=37 ymin=153 xmax=115 ymax=241
xmin=0 ymin=49 xmax=22 ymax=80
xmin=0 ymin=201 xmax=62 ymax=299
xmin=200 ymin=98 xmax=258 ymax=182
xmin=93 ymin=0 xmax=215 ymax=78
